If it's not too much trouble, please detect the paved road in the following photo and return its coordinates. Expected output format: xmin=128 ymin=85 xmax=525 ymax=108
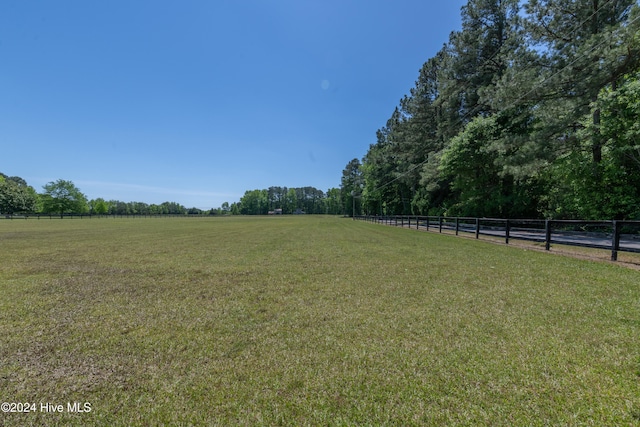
xmin=378 ymin=218 xmax=640 ymax=253
xmin=470 ymin=225 xmax=640 ymax=251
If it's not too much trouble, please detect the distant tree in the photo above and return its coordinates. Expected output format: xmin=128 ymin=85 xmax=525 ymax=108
xmin=267 ymin=186 xmax=287 ymax=211
xmin=113 ymin=200 xmax=128 ymax=215
xmin=240 ymin=189 xmax=268 ymax=214
xmin=302 ymin=187 xmax=324 ymax=214
xmin=89 ymin=198 xmax=109 ymax=215
xmin=41 ymin=179 xmax=88 ymax=217
xmin=285 ymin=188 xmax=297 ymax=214
xmin=129 ymin=201 xmax=150 ymax=215
xmin=230 ymin=202 xmax=240 ymax=215
xmin=340 ymin=158 xmax=363 ymax=216
xmin=160 ymin=201 xmax=186 ymax=215
xmin=0 ymin=174 xmax=37 ymax=214
xmin=324 ymin=188 xmax=342 ymax=215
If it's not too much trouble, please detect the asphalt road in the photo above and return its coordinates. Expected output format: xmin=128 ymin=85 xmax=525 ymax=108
xmin=378 ymin=218 xmax=640 ymax=253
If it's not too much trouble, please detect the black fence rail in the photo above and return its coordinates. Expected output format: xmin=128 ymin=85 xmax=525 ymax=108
xmin=355 ymin=215 xmax=640 ymax=261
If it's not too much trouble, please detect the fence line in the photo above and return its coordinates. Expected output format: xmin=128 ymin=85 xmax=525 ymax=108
xmin=1 ymin=214 xmax=208 ymax=220
xmin=355 ymin=215 xmax=640 ymax=261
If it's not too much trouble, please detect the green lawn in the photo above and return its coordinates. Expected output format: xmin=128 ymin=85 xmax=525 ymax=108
xmin=1 ymin=216 xmax=639 ymax=426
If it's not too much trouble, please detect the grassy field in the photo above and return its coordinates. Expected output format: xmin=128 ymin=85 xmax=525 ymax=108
xmin=1 ymin=216 xmax=639 ymax=426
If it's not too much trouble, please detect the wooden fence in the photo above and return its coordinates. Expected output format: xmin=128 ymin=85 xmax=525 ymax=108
xmin=355 ymin=215 xmax=640 ymax=261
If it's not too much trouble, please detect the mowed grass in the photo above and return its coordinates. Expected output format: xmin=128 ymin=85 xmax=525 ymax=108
xmin=0 ymin=216 xmax=639 ymax=426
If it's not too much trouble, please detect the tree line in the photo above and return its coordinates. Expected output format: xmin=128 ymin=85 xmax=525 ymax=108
xmin=0 ymin=173 xmax=349 ymax=216
xmin=234 ymin=186 xmax=342 ymax=215
xmin=340 ymin=0 xmax=640 ymax=220
xmin=0 ymin=174 xmax=195 ymax=217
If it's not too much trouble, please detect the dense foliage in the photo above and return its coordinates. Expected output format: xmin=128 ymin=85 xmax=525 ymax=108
xmin=348 ymin=0 xmax=640 ymax=219
xmin=237 ymin=186 xmax=343 ymax=215
xmin=0 ymin=173 xmax=38 ymax=215
xmin=0 ymin=173 xmax=196 ymax=216
xmin=0 ymin=172 xmax=346 ymax=216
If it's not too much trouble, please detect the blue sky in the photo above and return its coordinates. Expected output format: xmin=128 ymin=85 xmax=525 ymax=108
xmin=1 ymin=0 xmax=465 ymax=209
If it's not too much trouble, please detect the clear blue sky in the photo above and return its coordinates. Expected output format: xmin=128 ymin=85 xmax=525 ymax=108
xmin=1 ymin=0 xmax=465 ymax=209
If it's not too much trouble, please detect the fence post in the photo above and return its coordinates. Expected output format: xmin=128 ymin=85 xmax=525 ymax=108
xmin=439 ymin=217 xmax=443 ymax=233
xmin=505 ymin=219 xmax=510 ymax=244
xmin=455 ymin=217 xmax=459 ymax=236
xmin=611 ymin=220 xmax=620 ymax=261
xmin=475 ymin=218 xmax=480 ymax=239
xmin=426 ymin=217 xmax=430 ymax=231
xmin=545 ymin=220 xmax=551 ymax=251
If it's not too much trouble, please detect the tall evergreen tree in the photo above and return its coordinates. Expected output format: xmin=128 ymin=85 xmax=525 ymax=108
xmin=340 ymin=158 xmax=363 ymax=217
xmin=354 ymin=0 xmax=640 ymax=219
xmin=502 ymin=0 xmax=640 ymax=165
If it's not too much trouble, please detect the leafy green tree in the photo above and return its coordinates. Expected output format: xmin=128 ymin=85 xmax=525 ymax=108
xmin=284 ymin=188 xmax=297 ymax=214
xmin=159 ymin=201 xmax=186 ymax=215
xmin=41 ymin=179 xmax=88 ymax=217
xmin=111 ymin=200 xmax=128 ymax=215
xmin=439 ymin=114 xmax=540 ymax=217
xmin=230 ymin=202 xmax=240 ymax=215
xmin=267 ymin=186 xmax=286 ymax=211
xmin=304 ymin=187 xmax=325 ymax=214
xmin=89 ymin=198 xmax=109 ymax=215
xmin=596 ymin=74 xmax=640 ymax=176
xmin=543 ymin=73 xmax=640 ymax=219
xmin=0 ymin=174 xmax=38 ymax=214
xmin=440 ymin=116 xmax=500 ymax=216
xmin=240 ymin=189 xmax=268 ymax=215
xmin=324 ymin=188 xmax=342 ymax=215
